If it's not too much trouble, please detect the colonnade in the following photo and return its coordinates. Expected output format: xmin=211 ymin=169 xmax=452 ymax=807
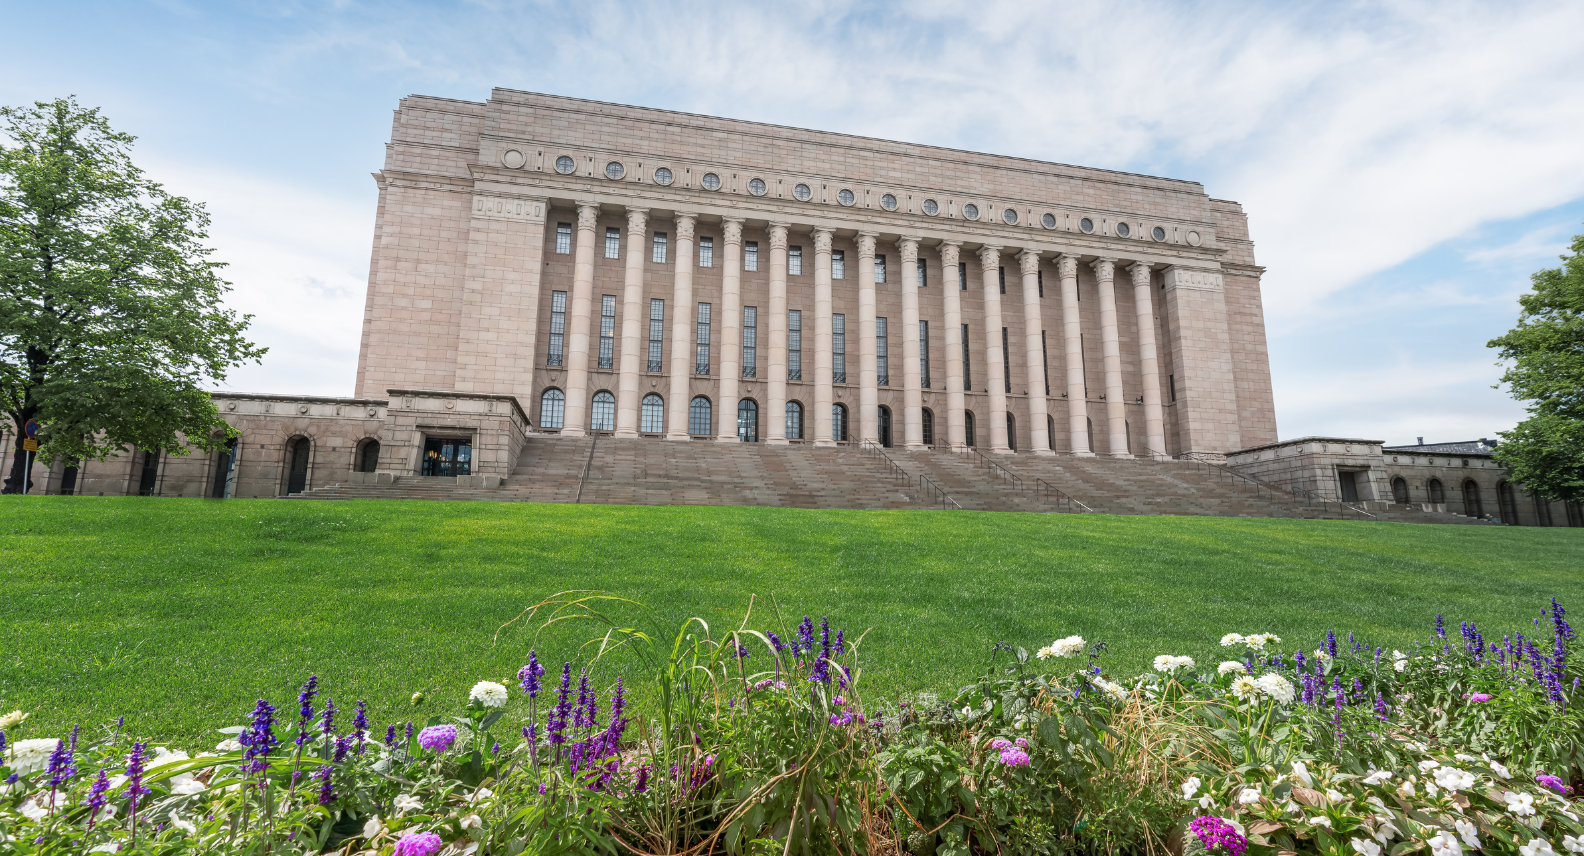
xmin=557 ymin=202 xmax=1169 ymax=458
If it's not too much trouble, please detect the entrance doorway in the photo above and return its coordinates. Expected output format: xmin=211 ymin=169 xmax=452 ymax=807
xmin=422 ymin=437 xmax=472 ymax=477
xmin=285 ymin=438 xmax=310 ymax=494
xmin=211 ymin=439 xmax=237 ymax=498
xmin=1338 ymin=471 xmax=1360 ymax=503
xmin=878 ymin=405 xmax=892 ymax=448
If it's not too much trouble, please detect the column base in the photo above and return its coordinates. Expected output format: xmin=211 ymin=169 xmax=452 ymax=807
xmin=1111 ymin=452 xmax=1136 ymax=459
xmin=715 ymin=435 xmax=737 ymax=443
xmin=766 ymin=437 xmax=790 ymax=445
xmin=1150 ymin=453 xmax=1172 ymax=462
xmin=991 ymin=445 xmax=1014 ymax=454
xmin=1072 ymin=449 xmax=1097 ymax=458
xmin=613 ymin=429 xmax=639 ymax=439
xmin=904 ymin=443 xmax=928 ymax=451
xmin=1032 ymin=449 xmax=1056 ymax=457
xmin=665 ymin=432 xmax=691 ymax=441
xmin=562 ymin=427 xmax=587 ymax=438
xmin=813 ymin=440 xmax=838 ymax=448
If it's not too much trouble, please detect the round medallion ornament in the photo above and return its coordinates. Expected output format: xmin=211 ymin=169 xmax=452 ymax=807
xmin=922 ymin=199 xmax=939 ymax=216
xmin=1116 ymin=222 xmax=1131 ymax=238
xmin=605 ymin=161 xmax=625 ymax=180
xmin=653 ymin=167 xmax=674 ymax=185
xmin=837 ymin=188 xmax=855 ymax=206
xmin=1042 ymin=213 xmax=1057 ymax=229
xmin=701 ymin=172 xmax=722 ymax=191
xmin=748 ymin=177 xmax=767 ymax=196
xmin=1002 ymin=208 xmax=1018 ymax=225
xmin=1079 ymin=217 xmax=1095 ymax=233
xmin=880 ymin=193 xmax=898 ymax=211
xmin=501 ymin=149 xmax=526 ymax=169
xmin=963 ymin=203 xmax=980 ymax=220
xmin=554 ymin=155 xmax=576 ymax=175
xmin=793 ymin=183 xmax=813 ymax=201
xmin=1152 ymin=225 xmax=1167 ymax=241
xmin=1186 ymin=230 xmax=1202 ymax=246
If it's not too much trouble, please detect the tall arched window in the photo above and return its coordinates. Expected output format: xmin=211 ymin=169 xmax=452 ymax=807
xmin=641 ymin=394 xmax=665 ymax=434
xmin=590 ymin=391 xmax=616 ymax=432
xmin=1005 ymin=413 xmax=1017 ymax=452
xmin=832 ymin=403 xmax=849 ymax=442
xmin=285 ymin=437 xmax=310 ymax=495
xmin=785 ymin=401 xmax=804 ymax=440
xmin=689 ymin=396 xmax=712 ymax=436
xmin=1391 ymin=477 xmax=1409 ymax=503
xmin=878 ymin=405 xmax=892 ymax=448
xmin=1533 ymin=493 xmax=1553 ymax=526
xmin=1427 ymin=478 xmax=1445 ymax=503
xmin=922 ymin=408 xmax=934 ymax=446
xmin=1466 ymin=479 xmax=1487 ymax=519
xmin=357 ymin=439 xmax=381 ymax=473
xmin=539 ymin=388 xmax=565 ymax=429
xmin=964 ymin=410 xmax=976 ymax=448
xmin=737 ymin=399 xmax=759 ymax=443
xmin=1496 ymin=481 xmax=1516 ymax=523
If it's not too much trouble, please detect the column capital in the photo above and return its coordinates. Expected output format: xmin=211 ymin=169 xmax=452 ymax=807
xmin=722 ymin=217 xmax=744 ymax=244
xmin=1128 ymin=261 xmax=1152 ymax=285
xmin=1017 ymin=248 xmax=1041 ymax=275
xmin=575 ymin=202 xmax=600 ymax=230
xmin=625 ymin=207 xmax=648 ymax=230
xmin=896 ymin=236 xmax=920 ymax=259
xmin=1057 ymin=253 xmax=1080 ymax=278
xmin=813 ymin=227 xmax=833 ymax=253
xmin=977 ymin=244 xmax=1002 ymax=269
xmin=674 ymin=212 xmax=697 ymax=240
xmin=939 ymin=240 xmax=961 ymax=264
xmin=768 ymin=222 xmax=790 ymax=249
xmin=1090 ymin=257 xmax=1117 ymax=279
xmin=856 ymin=232 xmax=877 ymax=257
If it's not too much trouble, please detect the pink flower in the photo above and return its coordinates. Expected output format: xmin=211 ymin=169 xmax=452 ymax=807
xmin=416 ymin=725 xmax=456 ymax=753
xmin=1465 ymin=693 xmax=1494 ymax=703
xmin=990 ymin=738 xmax=1013 ymax=749
xmin=998 ymin=747 xmax=1030 ymax=767
xmin=393 ymin=831 xmax=443 ymax=856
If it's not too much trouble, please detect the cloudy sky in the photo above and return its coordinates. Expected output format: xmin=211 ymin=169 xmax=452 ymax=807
xmin=6 ymin=0 xmax=1583 ymax=446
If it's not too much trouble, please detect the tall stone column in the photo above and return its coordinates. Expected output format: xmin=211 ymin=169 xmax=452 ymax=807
xmin=614 ymin=207 xmax=648 ymax=438
xmin=766 ymin=223 xmax=790 ymax=444
xmin=898 ymin=236 xmax=924 ymax=450
xmin=561 ymin=201 xmax=599 ymax=437
xmin=940 ymin=241 xmax=966 ymax=447
xmin=665 ymin=213 xmax=697 ymax=440
xmin=979 ymin=245 xmax=1011 ymax=453
xmin=715 ymin=218 xmax=745 ymax=442
xmin=1018 ymin=249 xmax=1054 ymax=455
xmin=1058 ymin=254 xmax=1093 ymax=456
xmin=813 ymin=227 xmax=836 ymax=446
xmin=1093 ymin=257 xmax=1132 ymax=458
xmin=856 ymin=232 xmax=879 ymax=443
xmin=1130 ymin=262 xmax=1168 ymax=459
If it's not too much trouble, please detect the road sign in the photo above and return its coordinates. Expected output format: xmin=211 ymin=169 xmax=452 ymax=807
xmin=23 ymin=439 xmax=37 ymax=452
xmin=23 ymin=420 xmax=39 ymax=438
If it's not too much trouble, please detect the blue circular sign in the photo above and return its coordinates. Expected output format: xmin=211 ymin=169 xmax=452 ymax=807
xmin=23 ymin=420 xmax=39 ymax=438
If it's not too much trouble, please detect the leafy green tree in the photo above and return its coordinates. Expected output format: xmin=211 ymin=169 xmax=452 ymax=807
xmin=0 ymin=97 xmax=264 ymax=493
xmin=1487 ymin=227 xmax=1584 ymax=504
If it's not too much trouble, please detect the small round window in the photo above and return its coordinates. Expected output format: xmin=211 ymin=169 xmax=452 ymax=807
xmin=1116 ymin=222 xmax=1131 ymax=238
xmin=701 ymin=172 xmax=721 ymax=191
xmin=837 ymin=188 xmax=855 ymax=206
xmin=793 ymin=183 xmax=813 ymax=201
xmin=605 ymin=161 xmax=625 ymax=180
xmin=554 ymin=155 xmax=576 ymax=175
xmin=1002 ymin=208 xmax=1018 ymax=225
xmin=1079 ymin=217 xmax=1095 ymax=233
xmin=748 ymin=178 xmax=767 ymax=196
xmin=963 ymin=203 xmax=980 ymax=220
xmin=880 ymin=193 xmax=898 ymax=211
xmin=1042 ymin=213 xmax=1057 ymax=229
xmin=922 ymin=199 xmax=939 ymax=216
xmin=1152 ymin=225 xmax=1167 ymax=241
xmin=653 ymin=167 xmax=673 ymax=185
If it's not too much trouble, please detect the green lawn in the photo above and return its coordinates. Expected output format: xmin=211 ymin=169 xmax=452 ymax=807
xmin=1 ymin=497 xmax=1579 ymax=745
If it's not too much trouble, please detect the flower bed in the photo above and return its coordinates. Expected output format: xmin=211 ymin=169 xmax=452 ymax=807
xmin=1 ymin=595 xmax=1579 ymax=855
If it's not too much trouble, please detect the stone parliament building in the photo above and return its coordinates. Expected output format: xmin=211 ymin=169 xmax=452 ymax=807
xmin=8 ymin=90 xmax=1579 ymax=526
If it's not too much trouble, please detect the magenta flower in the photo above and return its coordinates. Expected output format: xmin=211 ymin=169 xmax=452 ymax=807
xmin=416 ymin=724 xmax=457 ymax=753
xmin=393 ymin=831 xmax=444 ymax=856
xmin=998 ymin=746 xmax=1031 ymax=766
xmin=990 ymin=737 xmax=1013 ymax=749
xmin=1465 ymin=692 xmax=1494 ymax=703
xmin=1189 ymin=816 xmax=1248 ymax=856
xmin=1536 ymin=774 xmax=1571 ymax=795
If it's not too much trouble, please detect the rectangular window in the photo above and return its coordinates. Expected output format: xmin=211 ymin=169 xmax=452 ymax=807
xmin=648 ymin=299 xmax=665 ymax=372
xmin=832 ymin=250 xmax=846 ymax=280
xmin=1169 ymin=374 xmax=1176 ymax=402
xmin=1002 ymin=327 xmax=1011 ymax=393
xmin=1037 ymin=270 xmax=1044 ymax=298
xmin=833 ymin=314 xmax=846 ymax=383
xmin=744 ymin=241 xmax=758 ymax=272
xmin=961 ymin=324 xmax=972 ymax=390
xmin=876 ymin=317 xmax=889 ymax=386
xmin=652 ymin=232 xmax=668 ymax=264
xmin=742 ymin=306 xmax=757 ymax=378
xmin=920 ymin=321 xmax=931 ymax=388
xmin=789 ymin=246 xmax=803 ymax=276
xmin=604 ymin=227 xmax=620 ymax=260
xmin=555 ymin=223 xmax=572 ymax=255
xmin=958 ymin=261 xmax=967 ymax=291
xmin=695 ymin=303 xmax=712 ymax=374
xmin=917 ymin=258 xmax=927 ymax=288
xmin=875 ymin=254 xmax=887 ymax=284
xmin=1040 ymin=330 xmax=1050 ymax=396
xmin=699 ymin=236 xmax=714 ymax=268
xmin=1081 ymin=333 xmax=1089 ymax=397
xmin=598 ymin=295 xmax=616 ymax=369
xmin=999 ymin=266 xmax=1006 ymax=295
xmin=788 ymin=310 xmax=802 ymax=381
xmin=548 ymin=290 xmax=567 ymax=366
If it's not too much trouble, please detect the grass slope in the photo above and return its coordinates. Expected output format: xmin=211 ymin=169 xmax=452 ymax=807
xmin=1 ymin=497 xmax=1579 ymax=744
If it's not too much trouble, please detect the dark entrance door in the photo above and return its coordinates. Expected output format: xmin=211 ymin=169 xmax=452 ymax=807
xmin=137 ymin=450 xmax=161 ymax=495
xmin=878 ymin=406 xmax=892 ymax=448
xmin=59 ymin=462 xmax=78 ymax=496
xmin=1339 ymin=471 xmax=1359 ymax=502
xmin=422 ymin=437 xmax=472 ymax=476
xmin=286 ymin=438 xmax=310 ymax=494
xmin=211 ymin=439 xmax=237 ymax=498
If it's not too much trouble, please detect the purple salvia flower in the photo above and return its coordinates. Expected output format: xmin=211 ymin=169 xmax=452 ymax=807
xmin=519 ymin=651 xmax=545 ymax=697
xmin=766 ymin=631 xmax=785 ymax=650
xmin=46 ymin=725 xmax=79 ymax=798
xmin=573 ymin=667 xmax=592 ymax=731
xmin=320 ymin=696 xmax=337 ymax=736
xmin=240 ymin=699 xmax=279 ymax=775
xmin=333 ymin=734 xmax=352 ymax=762
xmin=384 ymin=724 xmax=397 ymax=747
xmin=296 ymin=675 xmax=319 ymax=747
xmin=1326 ymin=630 xmax=1338 ymax=658
xmin=491 ymin=741 xmax=500 ymax=755
xmin=315 ymin=763 xmax=335 ymax=805
xmin=353 ymin=701 xmax=369 ymax=754
xmin=1375 ymin=693 xmax=1389 ymax=721
xmin=405 ymin=721 xmax=414 ymax=742
xmin=0 ymin=730 xmax=6 ymax=754
xmin=1435 ymin=614 xmax=1446 ymax=639
xmin=85 ymin=768 xmax=110 ymax=830
xmin=1552 ymin=598 xmax=1573 ymax=640
xmin=1294 ymin=650 xmax=1306 ymax=673
xmin=125 ymin=742 xmax=151 ymax=835
xmin=548 ymin=663 xmax=573 ymax=746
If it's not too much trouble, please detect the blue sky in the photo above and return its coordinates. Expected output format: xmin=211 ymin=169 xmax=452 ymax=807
xmin=6 ymin=0 xmax=1584 ymax=446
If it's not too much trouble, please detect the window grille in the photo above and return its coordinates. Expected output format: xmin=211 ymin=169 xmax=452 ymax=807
xmin=742 ymin=306 xmax=757 ymax=378
xmin=555 ymin=223 xmax=571 ymax=254
xmin=605 ymin=227 xmax=620 ymax=259
xmin=689 ymin=396 xmax=712 ymax=435
xmin=698 ymin=236 xmax=714 ymax=268
xmin=648 ymin=299 xmax=664 ymax=372
xmin=788 ymin=310 xmax=802 ymax=381
xmin=590 ymin=391 xmax=615 ymax=432
xmin=961 ymin=323 xmax=971 ymax=390
xmin=744 ymin=241 xmax=758 ymax=272
xmin=919 ymin=321 xmax=930 ymax=388
xmin=832 ymin=250 xmax=845 ymax=280
xmin=1002 ymin=327 xmax=1011 ymax=393
xmin=737 ymin=399 xmax=758 ymax=443
xmin=832 ymin=403 xmax=848 ymax=442
xmin=539 ymin=388 xmax=564 ymax=429
xmin=875 ymin=255 xmax=887 ymax=284
xmin=695 ymin=303 xmax=711 ymax=375
xmin=958 ymin=261 xmax=967 ymax=291
xmin=641 ymin=393 xmax=665 ymax=434
xmin=999 ymin=267 xmax=1005 ymax=295
xmin=547 ymin=290 xmax=566 ymax=366
xmin=785 ymin=401 xmax=804 ymax=440
xmin=833 ymin=314 xmax=846 ymax=384
xmin=651 ymin=232 xmax=667 ymax=264
xmin=876 ymin=317 xmax=889 ymax=386
xmin=1038 ymin=269 xmax=1044 ymax=298
xmin=917 ymin=258 xmax=927 ymax=288
xmin=1040 ymin=330 xmax=1050 ymax=396
xmin=789 ymin=246 xmax=803 ymax=276
xmin=598 ymin=295 xmax=616 ymax=369
xmin=922 ymin=408 xmax=934 ymax=445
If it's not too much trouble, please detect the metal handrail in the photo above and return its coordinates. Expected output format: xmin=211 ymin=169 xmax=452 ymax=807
xmin=858 ymin=439 xmax=911 ymax=485
xmin=1172 ymin=450 xmax=1377 ymax=520
xmin=917 ymin=473 xmax=962 ymax=510
xmin=1033 ymin=477 xmax=1092 ymax=513
xmin=949 ymin=444 xmax=1025 ymax=492
xmin=574 ymin=436 xmax=596 ymax=503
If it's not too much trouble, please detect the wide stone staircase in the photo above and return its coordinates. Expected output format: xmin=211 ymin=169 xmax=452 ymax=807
xmin=293 ymin=435 xmax=1495 ymax=524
